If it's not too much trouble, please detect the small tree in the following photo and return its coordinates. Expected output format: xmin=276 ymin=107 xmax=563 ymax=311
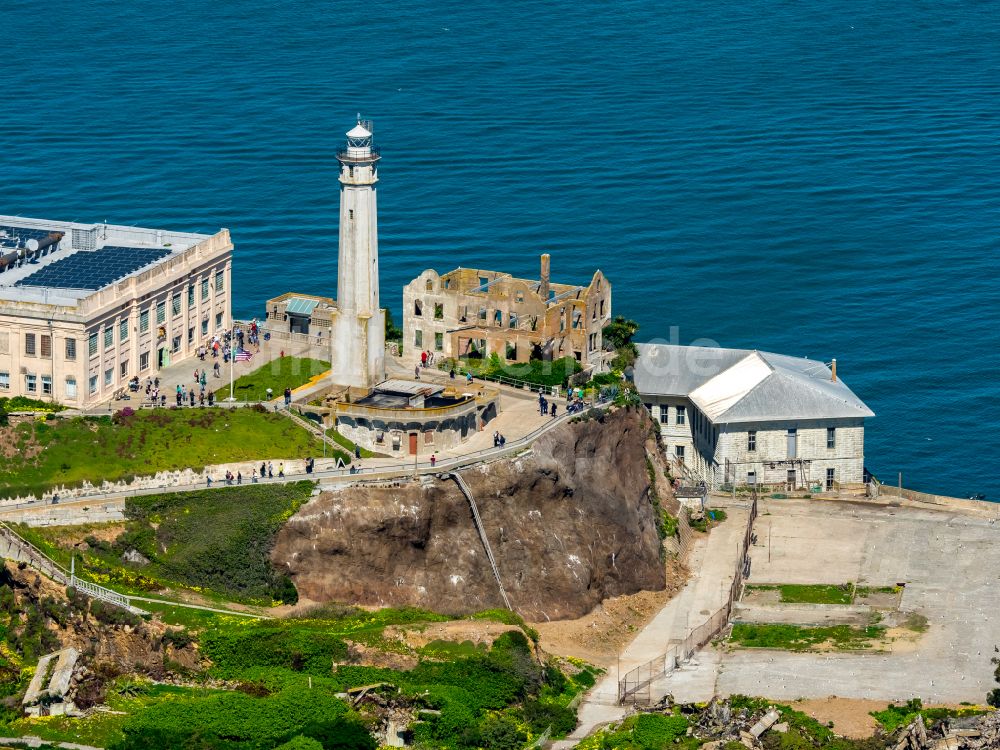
xmin=603 ymin=316 xmax=639 ymax=371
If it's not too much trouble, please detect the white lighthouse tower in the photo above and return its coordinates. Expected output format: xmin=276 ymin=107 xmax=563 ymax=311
xmin=329 ymin=117 xmax=386 ymax=389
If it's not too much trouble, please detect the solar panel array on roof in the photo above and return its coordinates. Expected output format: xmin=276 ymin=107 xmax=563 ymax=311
xmin=0 ymin=225 xmax=57 ymax=246
xmin=15 ymin=245 xmax=173 ymax=291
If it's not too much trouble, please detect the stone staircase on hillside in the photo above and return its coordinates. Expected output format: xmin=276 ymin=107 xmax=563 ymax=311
xmin=0 ymin=522 xmax=146 ymax=615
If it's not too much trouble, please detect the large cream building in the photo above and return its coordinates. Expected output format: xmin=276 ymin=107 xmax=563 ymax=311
xmin=0 ymin=216 xmax=233 ymax=408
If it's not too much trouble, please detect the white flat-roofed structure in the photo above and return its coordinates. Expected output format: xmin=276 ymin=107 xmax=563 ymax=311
xmin=0 ymin=215 xmax=233 ymax=408
xmin=634 ymin=343 xmax=875 ymax=492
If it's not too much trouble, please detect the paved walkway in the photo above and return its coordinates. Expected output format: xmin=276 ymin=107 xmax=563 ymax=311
xmin=554 ymin=504 xmax=750 ymax=747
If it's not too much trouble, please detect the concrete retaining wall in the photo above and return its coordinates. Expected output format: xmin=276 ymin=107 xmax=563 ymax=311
xmin=733 ymin=602 xmax=874 ymax=626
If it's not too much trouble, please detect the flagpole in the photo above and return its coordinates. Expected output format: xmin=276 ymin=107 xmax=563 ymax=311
xmin=226 ymin=322 xmax=236 ymax=402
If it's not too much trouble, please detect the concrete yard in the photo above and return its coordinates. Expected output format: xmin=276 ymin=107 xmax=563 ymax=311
xmin=716 ymin=498 xmax=1000 ymax=704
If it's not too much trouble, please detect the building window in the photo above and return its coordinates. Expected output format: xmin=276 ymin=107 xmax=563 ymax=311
xmin=41 ymin=375 xmax=52 ymax=395
xmin=414 ymin=329 xmax=423 ymax=347
xmin=413 ymin=300 xmax=423 ymax=316
xmin=0 ymin=372 xmax=8 ymax=390
xmin=505 ymin=341 xmax=516 ymax=360
xmin=89 ymin=375 xmax=98 ymax=394
xmin=215 ymin=270 xmax=224 ymax=291
xmin=25 ymin=333 xmax=36 ymax=356
xmin=139 ymin=351 xmax=150 ymax=371
xmin=104 ymin=368 xmax=113 ymax=386
xmin=26 ymin=374 xmax=37 ymax=392
xmin=215 ymin=312 xmax=223 ymax=329
xmin=140 ymin=309 xmax=150 ymax=333
xmin=188 ymin=284 xmax=195 ymax=307
xmin=435 ymin=332 xmax=444 ymax=351
xmin=747 ymin=430 xmax=756 ymax=452
xmin=188 ymin=326 xmax=195 ymax=344
xmin=119 ymin=318 xmax=129 ymax=342
xmin=65 ymin=377 xmax=77 ymax=399
xmin=156 ymin=301 xmax=166 ymax=324
xmin=827 ymin=427 xmax=836 ymax=449
xmin=104 ymin=327 xmax=114 ymax=349
xmin=172 ymin=293 xmax=181 ymax=316
xmin=201 ymin=319 xmax=209 ymax=335
xmin=659 ymin=406 xmax=668 ymax=424
xmin=509 ymin=313 xmax=517 ymax=329
xmin=599 ymin=299 xmax=606 ymax=317
xmin=201 ymin=278 xmax=209 ymax=301
xmin=478 ymin=307 xmax=487 ymax=321
xmin=787 ymin=427 xmax=797 ymax=459
xmin=675 ymin=445 xmax=685 ymax=463
xmin=747 ymin=470 xmax=757 ymax=486
xmin=120 ymin=361 xmax=128 ymax=379
xmin=826 ymin=468 xmax=836 ymax=490
xmin=40 ymin=335 xmax=51 ymax=357
xmin=424 ymin=430 xmax=434 ymax=445
xmin=434 ymin=303 xmax=444 ymax=320
xmin=787 ymin=469 xmax=797 ymax=487
xmin=676 ymin=406 xmax=686 ymax=425
xmin=89 ymin=332 xmax=98 ymax=357
xmin=172 ymin=335 xmax=181 ymax=353
xmin=65 ymin=338 xmax=77 ymax=360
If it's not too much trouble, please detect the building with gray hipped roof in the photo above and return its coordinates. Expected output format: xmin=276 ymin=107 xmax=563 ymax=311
xmin=633 ymin=343 xmax=874 ymax=492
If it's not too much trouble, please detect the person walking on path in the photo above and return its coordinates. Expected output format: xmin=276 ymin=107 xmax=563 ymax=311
xmin=421 ymin=351 xmax=428 ymax=368
xmin=354 ymin=445 xmax=361 ymax=460
xmin=189 ymin=389 xmax=196 ymax=407
xmin=414 ymin=364 xmax=420 ymax=380
xmin=251 ymin=468 xmax=258 ymax=483
xmin=284 ymin=387 xmax=292 ymax=407
xmin=278 ymin=462 xmax=284 ymax=478
xmin=237 ymin=471 xmax=242 ymax=485
xmin=260 ymin=461 xmax=266 ymax=479
xmin=268 ymin=461 xmax=274 ymax=478
xmin=430 ymin=453 xmax=436 ymax=468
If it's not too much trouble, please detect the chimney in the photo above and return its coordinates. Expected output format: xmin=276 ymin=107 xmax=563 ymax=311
xmin=539 ymin=253 xmax=551 ymax=301
xmin=831 ymin=358 xmax=837 ymax=382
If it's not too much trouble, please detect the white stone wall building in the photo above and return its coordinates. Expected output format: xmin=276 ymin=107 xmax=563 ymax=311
xmin=634 ymin=344 xmax=874 ymax=491
xmin=0 ymin=216 xmax=232 ymax=408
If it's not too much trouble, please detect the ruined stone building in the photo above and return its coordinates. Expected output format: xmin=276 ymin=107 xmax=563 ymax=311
xmin=402 ymin=254 xmax=611 ymax=368
xmin=0 ymin=216 xmax=232 ymax=408
xmin=634 ymin=343 xmax=874 ymax=491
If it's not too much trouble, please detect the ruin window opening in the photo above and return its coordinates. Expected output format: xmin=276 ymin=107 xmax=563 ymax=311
xmin=434 ymin=303 xmax=444 ymax=320
xmin=414 ymin=300 xmax=423 ymax=317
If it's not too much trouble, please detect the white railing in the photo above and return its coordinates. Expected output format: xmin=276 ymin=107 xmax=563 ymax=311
xmin=449 ymin=472 xmax=513 ymax=611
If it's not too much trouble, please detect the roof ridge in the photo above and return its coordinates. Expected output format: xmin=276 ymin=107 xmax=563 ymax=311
xmin=770 ymin=367 xmax=869 ymax=414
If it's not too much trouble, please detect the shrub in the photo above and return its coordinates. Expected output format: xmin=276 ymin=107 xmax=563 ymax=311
xmin=523 ymin=698 xmax=577 ymax=735
xmin=987 ymin=688 xmax=1000 ymax=707
xmin=478 ymin=714 xmax=527 ymax=750
xmin=631 ymin=713 xmax=689 ymax=749
xmin=276 ymin=738 xmax=325 ymax=750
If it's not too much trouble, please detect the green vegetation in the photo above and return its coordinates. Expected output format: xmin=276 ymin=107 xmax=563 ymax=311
xmin=444 ymin=352 xmax=582 ymax=387
xmin=870 ymin=698 xmax=985 ymax=733
xmin=1 ymin=598 xmax=595 ymax=750
xmin=747 ymin=583 xmax=855 ymax=605
xmin=0 ymin=396 xmax=66 ymax=426
xmin=687 ymin=507 xmax=728 ymax=533
xmin=602 ymin=315 xmax=639 ymax=372
xmin=573 ymin=712 xmax=695 ymax=750
xmin=384 ymin=309 xmax=403 ymax=343
xmin=746 ymin=583 xmax=902 ymax=606
xmin=645 ymin=456 xmax=678 ymax=546
xmin=0 ymin=407 xmax=323 ymax=497
xmin=729 ymin=623 xmax=886 ymax=651
xmin=18 ymin=482 xmax=314 ymax=603
xmin=215 ymin=356 xmax=330 ymax=401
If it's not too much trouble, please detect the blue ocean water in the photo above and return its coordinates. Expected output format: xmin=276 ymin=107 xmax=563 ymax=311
xmin=2 ymin=0 xmax=998 ymax=498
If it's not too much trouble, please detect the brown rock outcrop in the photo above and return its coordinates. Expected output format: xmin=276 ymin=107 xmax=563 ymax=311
xmin=272 ymin=406 xmax=671 ymax=620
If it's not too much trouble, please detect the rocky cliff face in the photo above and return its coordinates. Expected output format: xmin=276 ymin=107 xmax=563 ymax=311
xmin=272 ymin=406 xmax=672 ymax=621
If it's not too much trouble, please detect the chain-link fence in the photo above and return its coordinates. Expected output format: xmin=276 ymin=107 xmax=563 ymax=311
xmin=618 ymin=495 xmax=758 ymax=704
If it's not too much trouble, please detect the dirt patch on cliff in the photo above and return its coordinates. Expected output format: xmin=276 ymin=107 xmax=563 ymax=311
xmin=532 ymin=554 xmax=689 ymax=667
xmin=273 ymin=406 xmax=672 ymax=620
xmin=386 ymin=620 xmax=521 ymax=650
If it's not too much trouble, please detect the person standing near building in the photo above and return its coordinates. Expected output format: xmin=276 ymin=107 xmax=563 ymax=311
xmin=283 ymin=387 xmax=292 ymax=407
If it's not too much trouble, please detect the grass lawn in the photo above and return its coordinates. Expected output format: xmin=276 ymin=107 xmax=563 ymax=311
xmin=214 ymin=356 xmax=330 ymax=401
xmin=746 ymin=583 xmax=855 ymax=605
xmin=15 ymin=482 xmax=315 ymax=604
xmin=729 ymin=622 xmax=886 ymax=651
xmin=0 ymin=408 xmax=324 ymax=497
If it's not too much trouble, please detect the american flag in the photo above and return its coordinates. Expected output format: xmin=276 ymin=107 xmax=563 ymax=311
xmin=234 ymin=349 xmax=253 ymax=362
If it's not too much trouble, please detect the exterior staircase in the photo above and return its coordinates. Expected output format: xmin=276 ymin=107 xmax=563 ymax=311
xmin=447 ymin=472 xmax=513 ymax=611
xmin=0 ymin=521 xmax=146 ymax=615
xmin=282 ymin=407 xmax=348 ymax=456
